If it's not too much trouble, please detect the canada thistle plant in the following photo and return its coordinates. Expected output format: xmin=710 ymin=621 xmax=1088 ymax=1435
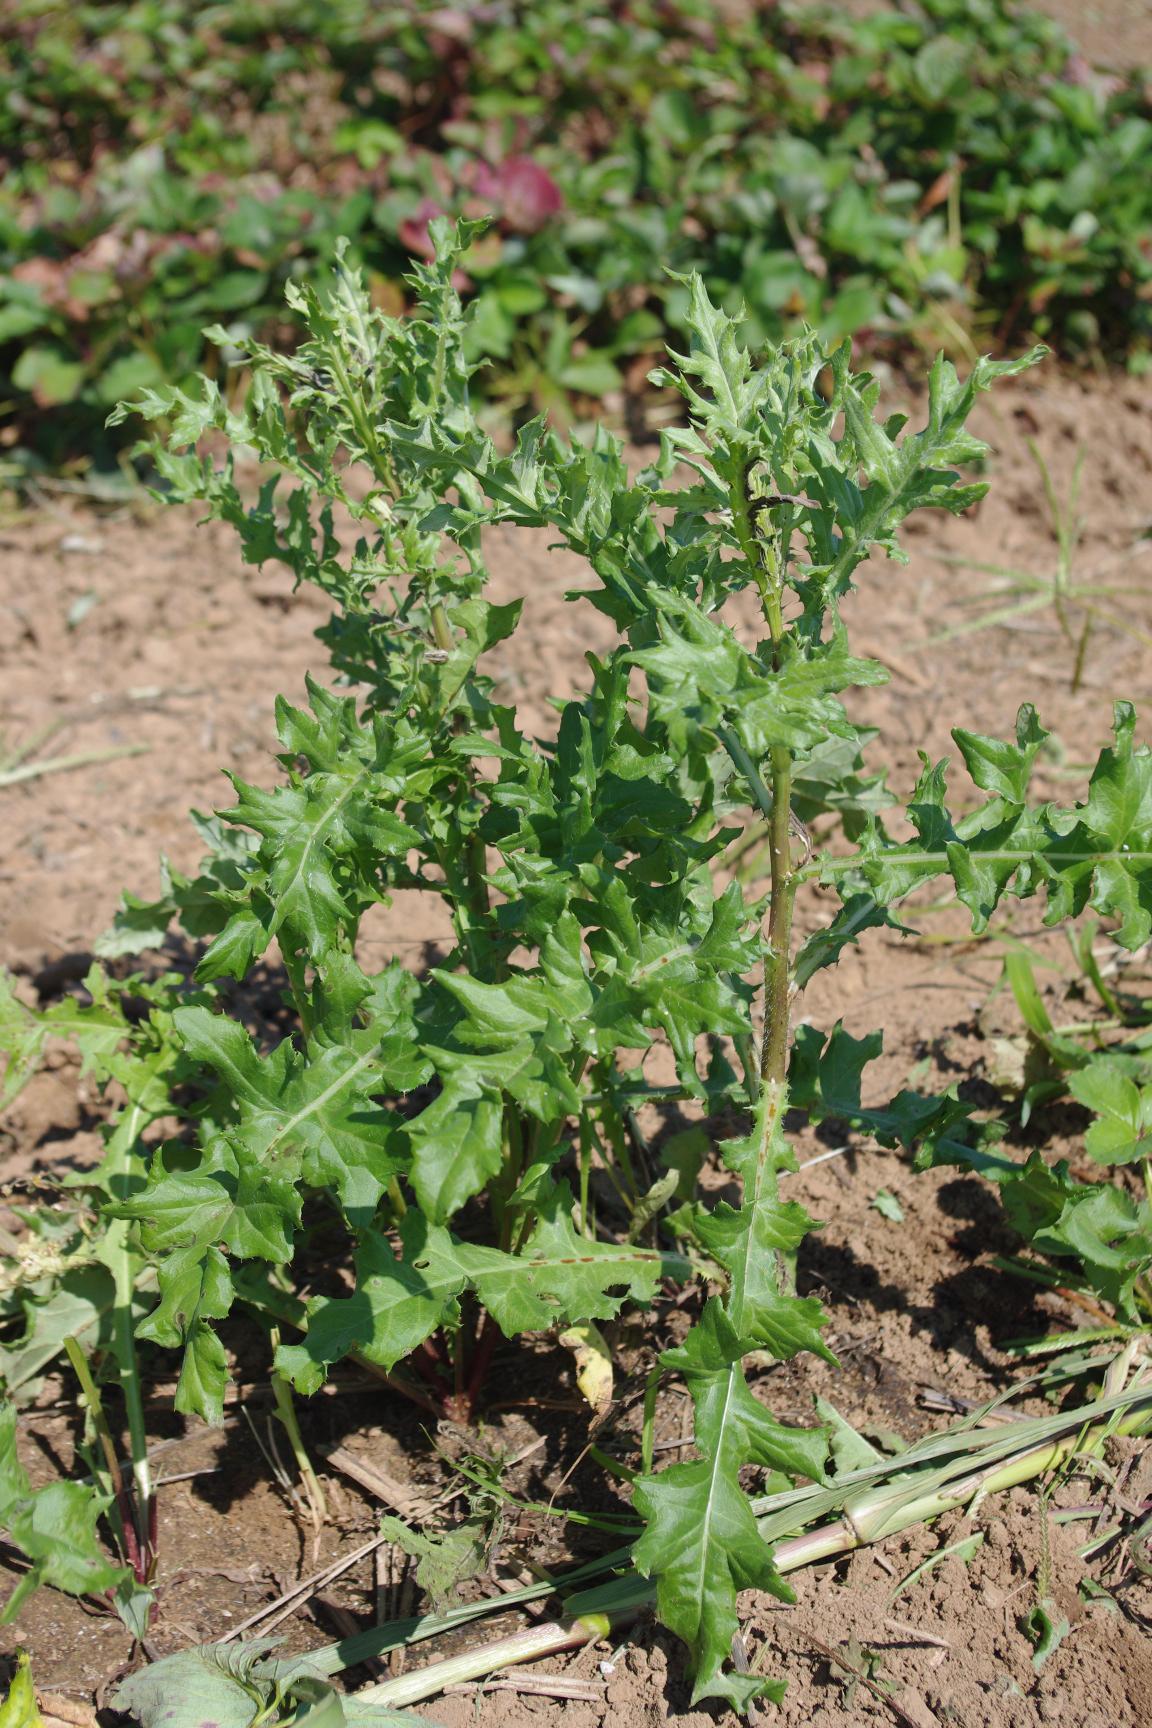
xmin=86 ymin=221 xmax=1152 ymax=1706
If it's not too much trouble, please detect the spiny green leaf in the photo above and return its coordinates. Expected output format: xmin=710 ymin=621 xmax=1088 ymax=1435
xmin=405 ymin=1077 xmax=505 ymax=1225
xmin=1068 ymin=1060 xmax=1152 ymax=1166
xmin=631 ymin=594 xmax=884 ymax=758
xmin=200 ymin=682 xmax=425 ymax=970
xmin=275 ymin=1220 xmax=458 ymax=1394
xmin=0 ymin=968 xmax=126 ymax=1109
xmin=0 ymin=1406 xmax=128 ymax=1619
xmin=696 ymin=1084 xmax=834 ymax=1362
xmin=952 ymin=704 xmax=1048 ymax=803
xmin=649 ymin=272 xmax=764 ymax=437
xmin=921 ymin=1143 xmax=1152 ymax=1318
xmin=789 ymin=1023 xmax=980 ymax=1160
xmin=793 ymin=893 xmax=906 ymax=990
xmin=120 ymin=1157 xmax=301 ymax=1263
xmin=589 ymin=881 xmax=759 ymax=1092
xmin=634 ymin=1300 xmax=827 ymax=1709
xmin=836 ymin=705 xmax=1152 ymax=948
xmin=277 ymin=1188 xmax=690 ymax=1392
xmin=173 ymin=1319 xmax=231 ymax=1427
xmin=820 ymin=344 xmax=1047 ymax=599
xmin=137 ymin=1244 xmax=233 ymax=1351
xmin=635 ymin=1085 xmax=830 ymax=1706
xmin=175 ymin=1003 xmax=421 ymax=1217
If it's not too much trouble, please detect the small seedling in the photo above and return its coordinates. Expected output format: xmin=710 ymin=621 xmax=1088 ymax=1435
xmin=872 ymin=1189 xmax=906 ymax=1223
xmin=929 ymin=439 xmax=1152 ymax=688
xmin=946 ymin=924 xmax=1152 ymax=1340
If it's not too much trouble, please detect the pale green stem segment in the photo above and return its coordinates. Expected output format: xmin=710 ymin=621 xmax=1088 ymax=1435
xmin=0 ymin=742 xmax=149 ymax=789
xmin=270 ymin=1369 xmax=328 ymax=1523
xmin=429 ymin=596 xmax=492 ymax=971
xmin=64 ymin=1327 xmax=150 ymax=1571
xmin=109 ymin=1225 xmax=153 ymax=1525
xmin=63 ymin=1336 xmax=122 ymax=1503
xmin=354 ymin=1613 xmax=618 ymax=1710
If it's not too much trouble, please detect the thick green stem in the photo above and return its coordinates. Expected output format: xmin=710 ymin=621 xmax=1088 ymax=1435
xmin=63 ymin=1336 xmax=123 ymax=1502
xmin=594 ymin=1062 xmax=639 ymax=1199
xmin=326 ymin=342 xmax=399 ymax=497
xmin=714 ymin=728 xmax=797 ymax=1086
xmin=282 ymin=953 xmax=313 ymax=1038
xmin=430 ymin=597 xmax=493 ymax=962
xmin=727 ymin=477 xmax=798 ymax=1085
xmin=493 ymin=1107 xmax=525 ymax=1248
xmin=64 ymin=1331 xmax=151 ymax=1581
xmin=716 ymin=726 xmax=773 ymax=825
xmin=111 ymin=1234 xmax=153 ymax=1523
xmin=386 ymin=1175 xmax=408 ymax=1221
xmin=761 ymin=744 xmax=798 ymax=1084
xmin=732 ymin=485 xmax=784 ymax=643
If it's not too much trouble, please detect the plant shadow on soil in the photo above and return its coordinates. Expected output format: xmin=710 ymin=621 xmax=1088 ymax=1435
xmin=800 ymin=1189 xmax=1053 ymax=1366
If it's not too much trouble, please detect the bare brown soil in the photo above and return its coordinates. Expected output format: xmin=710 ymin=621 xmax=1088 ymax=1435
xmin=2 ymin=357 xmax=1152 ymax=1724
xmin=824 ymin=0 xmax=1152 ymax=72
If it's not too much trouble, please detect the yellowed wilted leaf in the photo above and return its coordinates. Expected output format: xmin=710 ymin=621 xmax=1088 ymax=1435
xmin=558 ymin=1322 xmax=614 ymax=1414
xmin=0 ymin=1652 xmax=45 ymax=1728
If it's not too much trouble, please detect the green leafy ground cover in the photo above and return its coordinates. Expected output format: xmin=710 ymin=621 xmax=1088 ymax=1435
xmin=3 ymin=0 xmax=1151 ymax=470
xmin=960 ymin=931 xmax=1152 ymax=1329
xmin=2 ymin=228 xmax=1151 ymax=1712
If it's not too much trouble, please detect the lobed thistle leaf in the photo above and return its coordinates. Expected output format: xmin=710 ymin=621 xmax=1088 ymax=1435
xmin=634 ymin=1085 xmax=830 ymax=1707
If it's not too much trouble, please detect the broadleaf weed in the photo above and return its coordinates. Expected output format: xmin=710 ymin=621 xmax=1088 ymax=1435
xmin=5 ymin=223 xmax=1152 ymax=1704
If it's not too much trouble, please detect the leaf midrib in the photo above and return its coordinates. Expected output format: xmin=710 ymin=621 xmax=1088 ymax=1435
xmin=269 ymin=766 xmax=371 ymax=933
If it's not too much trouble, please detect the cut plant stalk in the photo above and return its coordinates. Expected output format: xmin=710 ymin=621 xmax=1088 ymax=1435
xmin=348 ymin=1371 xmax=1152 ymax=1711
xmin=0 ymin=741 xmax=149 ymax=789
